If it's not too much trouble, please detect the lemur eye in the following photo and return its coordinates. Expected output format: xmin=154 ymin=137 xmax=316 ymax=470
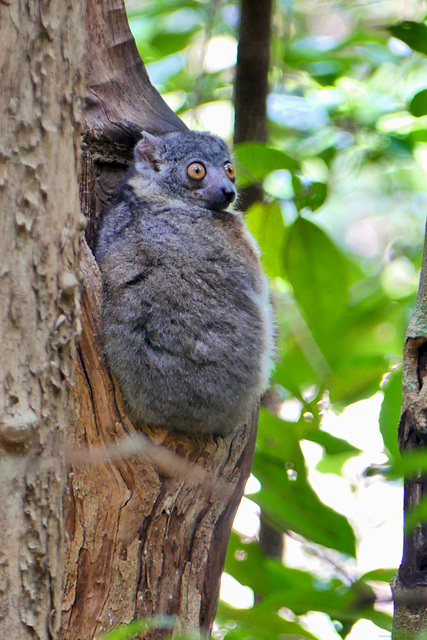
xmin=224 ymin=162 xmax=236 ymax=180
xmin=187 ymin=162 xmax=206 ymax=181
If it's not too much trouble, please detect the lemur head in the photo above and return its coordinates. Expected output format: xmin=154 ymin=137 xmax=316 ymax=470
xmin=132 ymin=130 xmax=237 ymax=212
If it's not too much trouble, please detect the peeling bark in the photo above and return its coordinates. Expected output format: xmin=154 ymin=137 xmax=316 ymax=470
xmin=0 ymin=1 xmax=85 ymax=639
xmin=60 ymin=1 xmax=259 ymax=638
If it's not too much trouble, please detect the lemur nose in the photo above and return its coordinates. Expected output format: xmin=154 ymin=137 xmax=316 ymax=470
xmin=222 ymin=186 xmax=236 ymax=203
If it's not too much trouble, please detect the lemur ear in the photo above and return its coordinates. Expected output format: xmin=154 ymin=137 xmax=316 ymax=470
xmin=134 ymin=132 xmax=163 ymax=166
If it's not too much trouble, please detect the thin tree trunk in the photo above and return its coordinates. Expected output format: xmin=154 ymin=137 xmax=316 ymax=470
xmin=60 ymin=2 xmax=259 ymax=638
xmin=233 ymin=0 xmax=282 ymax=564
xmin=392 ymin=223 xmax=427 ymax=638
xmin=234 ymin=0 xmax=273 ymax=209
xmin=0 ymin=2 xmax=85 ymax=639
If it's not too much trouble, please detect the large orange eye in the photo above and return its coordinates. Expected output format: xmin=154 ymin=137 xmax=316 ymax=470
xmin=224 ymin=162 xmax=236 ymax=180
xmin=187 ymin=162 xmax=206 ymax=180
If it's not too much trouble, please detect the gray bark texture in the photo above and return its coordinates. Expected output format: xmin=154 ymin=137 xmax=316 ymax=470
xmin=393 ymin=221 xmax=427 ymax=638
xmin=0 ymin=1 xmax=85 ymax=639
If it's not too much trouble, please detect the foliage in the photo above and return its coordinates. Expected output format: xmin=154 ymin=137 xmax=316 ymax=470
xmin=97 ymin=618 xmax=174 ymax=640
xmin=121 ymin=1 xmax=427 ymax=639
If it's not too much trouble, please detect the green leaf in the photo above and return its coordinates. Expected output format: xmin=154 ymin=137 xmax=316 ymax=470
xmin=285 ymin=217 xmax=349 ymax=343
xmin=307 ymin=60 xmax=345 ymax=85
xmin=409 ymin=89 xmax=427 ymax=117
xmin=99 ymin=617 xmax=174 ymax=640
xmin=245 ymin=201 xmax=286 ymax=279
xmin=151 ymin=30 xmax=197 ymax=56
xmin=256 ymin=409 xmax=307 ymax=475
xmin=388 ymin=21 xmax=427 ymax=55
xmin=253 ymin=410 xmax=357 ymax=556
xmin=306 ymin=429 xmax=360 ymax=456
xmin=234 ymin=142 xmax=300 ymax=182
xmin=316 ymin=452 xmax=358 ymax=475
xmin=360 ymin=568 xmax=397 ymax=583
xmin=272 ymin=296 xmax=330 ymax=392
xmin=217 ymin=600 xmax=318 ymax=640
xmin=308 ymin=430 xmax=360 ymax=475
xmin=273 ymin=344 xmax=320 ymax=395
xmin=356 ymin=608 xmax=393 ymax=632
xmin=292 ymin=175 xmax=328 ymax=212
xmin=327 ymin=356 xmax=389 ymax=406
xmin=127 ymin=0 xmax=203 ymax=19
xmin=225 ymin=533 xmax=367 ymax=620
xmin=252 ymin=479 xmax=356 ymax=557
xmin=379 ymin=368 xmax=402 ymax=459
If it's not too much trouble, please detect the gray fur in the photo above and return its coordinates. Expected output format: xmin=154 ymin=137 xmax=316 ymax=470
xmin=95 ymin=130 xmax=274 ymax=436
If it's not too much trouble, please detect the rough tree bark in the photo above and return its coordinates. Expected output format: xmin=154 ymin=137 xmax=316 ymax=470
xmin=60 ymin=2 xmax=259 ymax=639
xmin=0 ymin=2 xmax=85 ymax=639
xmin=392 ymin=222 xmax=427 ymax=638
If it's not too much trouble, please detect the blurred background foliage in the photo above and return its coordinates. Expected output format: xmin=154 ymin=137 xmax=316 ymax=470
xmin=122 ymin=1 xmax=427 ymax=638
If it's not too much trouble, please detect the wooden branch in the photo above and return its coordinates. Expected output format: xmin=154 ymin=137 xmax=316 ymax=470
xmin=84 ymin=0 xmax=185 ymax=147
xmin=60 ymin=1 xmax=258 ymax=637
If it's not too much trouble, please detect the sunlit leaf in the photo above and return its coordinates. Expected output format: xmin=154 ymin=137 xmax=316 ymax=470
xmin=292 ymin=175 xmax=328 ymax=212
xmin=252 ymin=410 xmax=357 ymax=556
xmin=225 ymin=533 xmax=368 ymax=619
xmin=327 ymin=356 xmax=388 ymax=406
xmin=306 ymin=429 xmax=360 ymax=456
xmin=217 ymin=600 xmax=318 ymax=640
xmin=235 ymin=142 xmax=300 ymax=182
xmin=127 ymin=0 xmax=203 ymax=19
xmin=99 ymin=617 xmax=174 ymax=640
xmin=245 ymin=201 xmax=286 ymax=279
xmin=285 ymin=217 xmax=349 ymax=344
xmin=356 ymin=607 xmax=392 ymax=632
xmin=316 ymin=452 xmax=358 ymax=475
xmin=273 ymin=343 xmax=321 ymax=395
xmin=310 ymin=431 xmax=361 ymax=475
xmin=360 ymin=568 xmax=397 ymax=583
xmin=151 ymin=30 xmax=197 ymax=56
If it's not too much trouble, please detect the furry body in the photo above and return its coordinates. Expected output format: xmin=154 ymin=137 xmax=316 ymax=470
xmin=95 ymin=131 xmax=274 ymax=435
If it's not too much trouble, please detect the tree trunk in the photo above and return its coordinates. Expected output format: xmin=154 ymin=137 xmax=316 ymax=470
xmin=60 ymin=2 xmax=259 ymax=638
xmin=234 ymin=0 xmax=272 ymax=210
xmin=392 ymin=222 xmax=427 ymax=638
xmin=0 ymin=2 xmax=85 ymax=639
xmin=233 ymin=0 xmax=282 ymax=565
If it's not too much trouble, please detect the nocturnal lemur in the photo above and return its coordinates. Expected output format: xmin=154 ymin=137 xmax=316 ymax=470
xmin=95 ymin=130 xmax=274 ymax=436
